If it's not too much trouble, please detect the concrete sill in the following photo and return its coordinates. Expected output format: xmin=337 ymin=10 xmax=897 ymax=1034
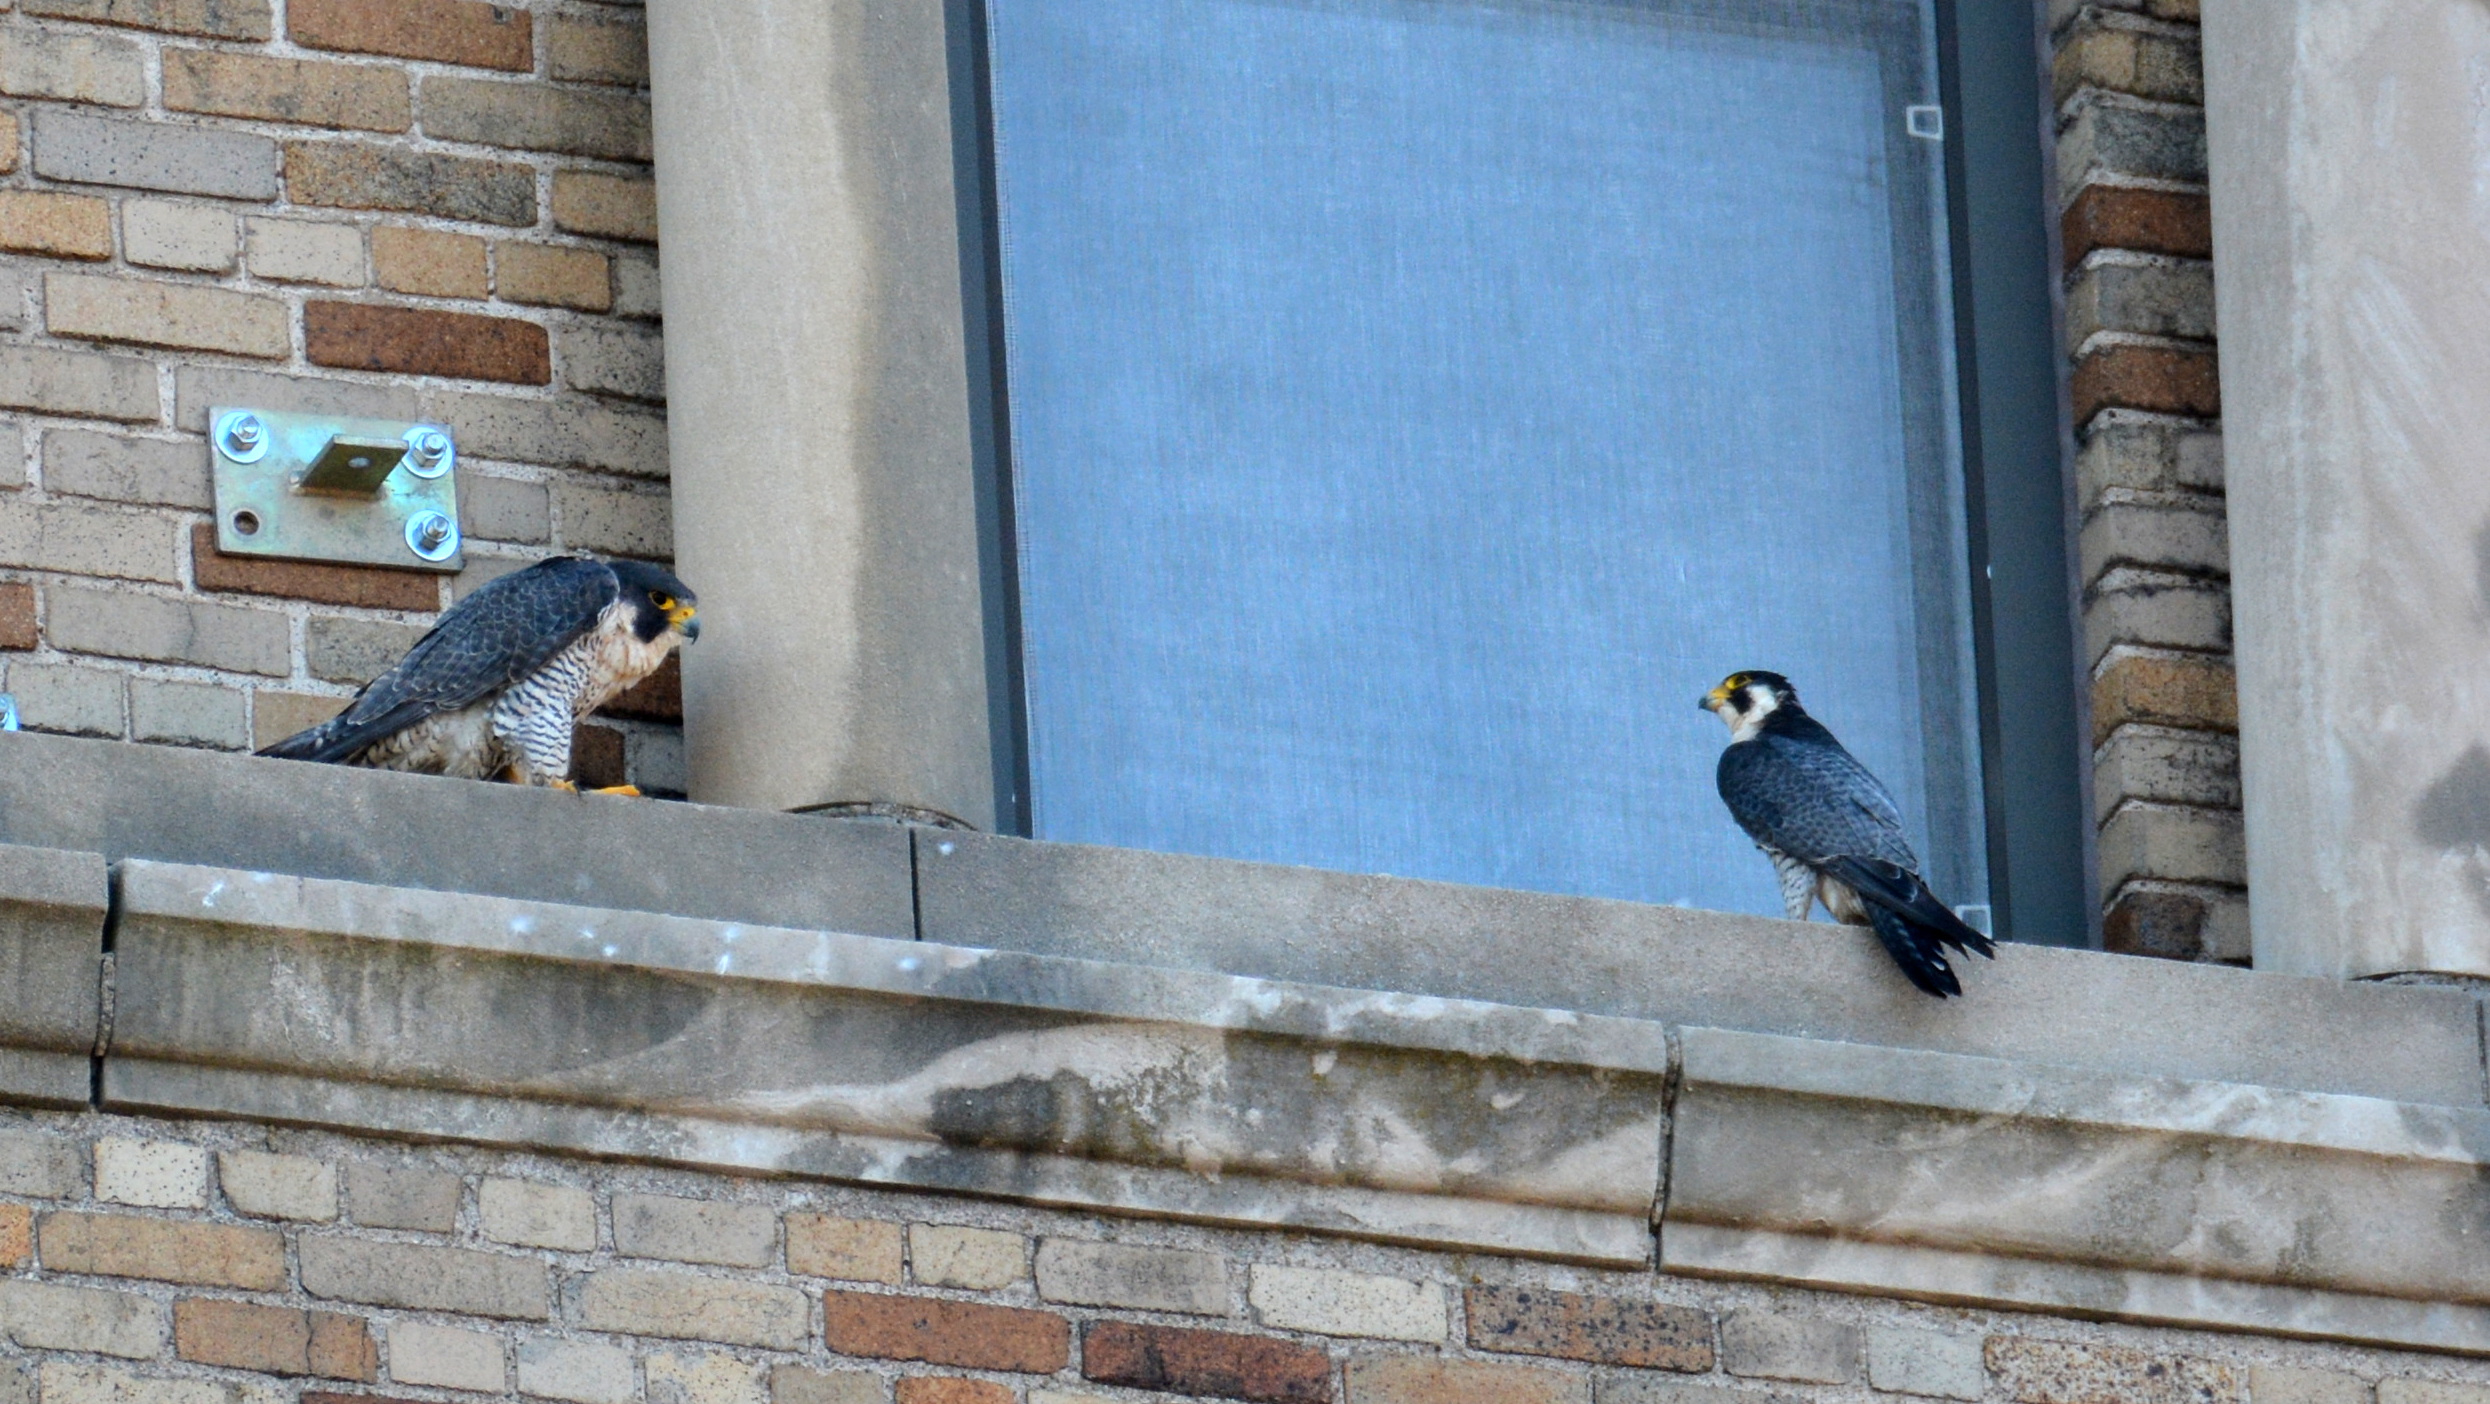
xmin=0 ymin=730 xmax=2485 ymax=1354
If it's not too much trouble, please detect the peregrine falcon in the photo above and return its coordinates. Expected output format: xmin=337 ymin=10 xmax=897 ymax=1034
xmin=260 ymin=556 xmax=698 ymax=792
xmin=1704 ymin=670 xmax=1995 ymax=997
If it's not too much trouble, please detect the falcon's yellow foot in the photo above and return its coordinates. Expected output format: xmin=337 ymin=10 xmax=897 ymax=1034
xmin=546 ymin=778 xmax=578 ymax=792
xmin=589 ymin=784 xmax=643 ymax=797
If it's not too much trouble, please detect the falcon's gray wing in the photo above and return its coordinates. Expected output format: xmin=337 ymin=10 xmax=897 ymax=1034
xmin=1715 ymin=725 xmax=1919 ymax=870
xmin=259 ymin=557 xmax=619 ymax=764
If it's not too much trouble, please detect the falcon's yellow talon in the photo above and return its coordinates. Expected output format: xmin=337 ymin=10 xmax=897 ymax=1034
xmin=547 ymin=778 xmax=578 ymax=792
xmin=590 ymin=784 xmax=643 ymax=797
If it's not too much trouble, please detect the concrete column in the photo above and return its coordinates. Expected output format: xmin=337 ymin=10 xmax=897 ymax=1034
xmin=643 ymin=1 xmax=996 ymax=825
xmin=2205 ymin=1 xmax=2490 ymax=977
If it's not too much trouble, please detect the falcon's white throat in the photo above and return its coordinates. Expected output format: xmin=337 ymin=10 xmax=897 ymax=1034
xmin=1720 ymin=684 xmax=1781 ymax=743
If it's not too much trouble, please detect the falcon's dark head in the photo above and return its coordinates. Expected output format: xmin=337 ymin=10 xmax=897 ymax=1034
xmin=1702 ymin=670 xmax=1798 ymax=736
xmin=610 ymin=559 xmax=700 ymax=644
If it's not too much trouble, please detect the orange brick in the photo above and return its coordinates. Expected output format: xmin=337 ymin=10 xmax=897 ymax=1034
xmin=176 ymin=1298 xmax=379 ymax=1380
xmin=2062 ymin=185 xmax=2212 ymax=269
xmin=820 ymin=1290 xmax=1069 ymax=1375
xmin=291 ymin=0 xmax=530 ymax=72
xmin=305 ymin=301 xmax=550 ymax=385
xmin=895 ymin=1382 xmax=1012 ymax=1404
xmin=373 ymin=225 xmax=487 ymax=299
xmin=0 ymin=581 xmax=34 ymax=651
xmin=39 ymin=1211 xmax=287 ymax=1290
xmin=2071 ymin=343 xmax=2220 ymax=428
xmin=600 ymin=653 xmax=679 ymax=723
xmin=496 ymin=241 xmax=610 ymax=312
xmin=2093 ymin=651 xmax=2238 ymax=745
xmin=1083 ymin=1320 xmax=1331 ymax=1403
xmin=0 ymin=191 xmax=112 ymax=260
xmin=192 ymin=524 xmax=441 ymax=611
xmin=0 ymin=1204 xmax=29 ymax=1266
xmin=1347 ymin=1357 xmax=1577 ymax=1404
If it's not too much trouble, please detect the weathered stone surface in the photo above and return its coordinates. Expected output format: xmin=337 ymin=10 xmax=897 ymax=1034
xmin=614 ymin=1193 xmax=774 ymax=1267
xmin=1464 ymin=1286 xmax=1711 ymax=1371
xmin=1250 ymin=1266 xmax=1444 ymax=1343
xmin=0 ymin=842 xmax=104 ymax=1104
xmin=1036 ymin=1238 xmax=1227 ymax=1315
xmin=1986 ymin=1338 xmax=2242 ymax=1404
xmin=343 ymin=1161 xmax=459 ymax=1231
xmin=910 ymin=1224 xmax=1025 ymax=1290
xmin=2250 ymin=1367 xmax=2371 ymax=1404
xmin=480 ymin=1177 xmax=594 ymax=1251
xmin=915 ymin=830 xmax=2479 ymax=1107
xmin=93 ymin=1137 xmax=207 ymax=1207
xmin=0 ymin=1280 xmax=163 ymax=1357
xmin=575 ymin=1269 xmax=807 ymax=1349
xmin=1866 ymin=1327 xmax=1985 ymax=1400
xmin=518 ymin=1340 xmax=636 ymax=1404
xmin=1720 ymin=1311 xmax=1858 ymax=1384
xmin=218 ymin=1149 xmax=338 ymax=1221
xmin=1665 ymin=1028 xmax=2490 ymax=1353
xmin=298 ymin=1235 xmax=548 ymax=1318
xmin=0 ymin=729 xmax=912 ymax=937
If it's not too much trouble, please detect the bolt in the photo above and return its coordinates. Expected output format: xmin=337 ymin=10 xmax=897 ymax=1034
xmin=217 ymin=412 xmax=268 ymax=463
xmin=405 ymin=427 xmax=453 ymax=478
xmin=418 ymin=517 xmax=448 ymax=547
xmin=405 ymin=509 xmax=458 ymax=561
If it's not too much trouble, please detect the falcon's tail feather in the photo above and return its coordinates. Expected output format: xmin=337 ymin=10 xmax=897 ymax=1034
xmin=1822 ymin=853 xmax=1996 ymax=999
xmin=1862 ymin=903 xmax=1965 ymax=998
xmin=256 ymin=713 xmax=364 ymax=764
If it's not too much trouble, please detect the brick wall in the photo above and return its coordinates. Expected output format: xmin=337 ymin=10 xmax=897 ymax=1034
xmin=2051 ymin=0 xmax=2244 ymax=962
xmin=0 ymin=1109 xmax=2479 ymax=1404
xmin=0 ymin=0 xmax=677 ymax=793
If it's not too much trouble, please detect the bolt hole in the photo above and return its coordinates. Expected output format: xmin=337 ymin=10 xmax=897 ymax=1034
xmin=231 ymin=510 xmax=260 ymax=537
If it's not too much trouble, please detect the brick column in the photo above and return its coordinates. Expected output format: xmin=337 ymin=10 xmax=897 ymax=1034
xmin=2050 ymin=0 xmax=2246 ymax=963
xmin=2205 ymin=0 xmax=2490 ymax=978
xmin=643 ymin=1 xmax=997 ymax=823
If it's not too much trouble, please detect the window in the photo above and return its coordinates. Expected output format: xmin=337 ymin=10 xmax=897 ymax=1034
xmin=968 ymin=0 xmax=2068 ymax=932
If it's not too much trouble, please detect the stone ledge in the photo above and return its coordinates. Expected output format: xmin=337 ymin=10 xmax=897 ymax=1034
xmin=1666 ymin=1027 xmax=2490 ymax=1353
xmin=0 ymin=840 xmax=106 ymax=1108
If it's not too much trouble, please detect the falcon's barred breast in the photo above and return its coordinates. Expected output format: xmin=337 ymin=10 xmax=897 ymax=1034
xmin=1704 ymin=669 xmax=1995 ymax=997
xmin=259 ymin=556 xmax=698 ymax=790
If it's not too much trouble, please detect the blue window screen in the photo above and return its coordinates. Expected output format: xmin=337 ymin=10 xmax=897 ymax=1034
xmin=987 ymin=0 xmax=1984 ymax=917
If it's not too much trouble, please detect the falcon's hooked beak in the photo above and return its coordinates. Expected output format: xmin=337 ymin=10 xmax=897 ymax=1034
xmin=1701 ymin=680 xmax=1735 ymax=714
xmin=669 ymin=604 xmax=699 ymax=642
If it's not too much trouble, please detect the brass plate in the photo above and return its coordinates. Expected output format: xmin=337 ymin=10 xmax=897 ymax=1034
xmin=210 ymin=407 xmax=462 ymax=573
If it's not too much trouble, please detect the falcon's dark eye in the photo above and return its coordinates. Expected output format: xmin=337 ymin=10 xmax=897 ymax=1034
xmin=650 ymin=592 xmax=673 ymax=609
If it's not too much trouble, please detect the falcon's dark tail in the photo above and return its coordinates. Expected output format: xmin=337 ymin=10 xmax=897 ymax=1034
xmin=1824 ymin=855 xmax=1997 ymax=999
xmin=257 ymin=713 xmax=361 ymax=764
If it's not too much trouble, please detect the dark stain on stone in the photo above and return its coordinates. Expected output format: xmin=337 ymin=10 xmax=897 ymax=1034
xmin=2415 ymin=744 xmax=2490 ymax=919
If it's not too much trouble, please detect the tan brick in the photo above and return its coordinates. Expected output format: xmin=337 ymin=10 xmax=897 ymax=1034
xmin=519 ymin=1340 xmax=636 ymax=1404
xmin=40 ymin=1212 xmax=286 ymax=1290
xmin=286 ymin=141 xmax=536 ymax=227
xmin=0 ymin=1204 xmax=27 ymax=1267
xmin=1987 ymin=1338 xmax=2242 ymax=1404
xmin=0 ymin=343 xmax=156 ymax=421
xmin=1249 ymin=1265 xmax=1444 ymax=1343
xmin=2093 ymin=650 xmax=2236 ymax=743
xmin=1035 ymin=1238 xmax=1225 ymax=1315
xmin=911 ymin=1224 xmax=1026 ymax=1290
xmin=301 ymin=1235 xmax=549 ymax=1319
xmin=895 ymin=1381 xmax=1012 ymax=1404
xmin=194 ymin=523 xmax=443 ymax=611
xmin=479 ymin=1177 xmax=594 ymax=1251
xmin=2380 ymin=1384 xmax=2490 ymax=1404
xmin=462 ymin=473 xmax=550 ymax=544
xmin=46 ymin=428 xmax=210 ymax=509
xmin=165 ymin=48 xmax=409 ymax=131
xmin=246 ymin=216 xmax=364 ymax=286
xmin=2099 ymin=801 xmax=2246 ymax=890
xmin=1721 ymin=1311 xmax=1858 ymax=1385
xmin=307 ymin=616 xmax=425 ymax=686
xmin=1346 ymin=1357 xmax=1584 ymax=1404
xmin=646 ymin=1352 xmax=765 ymax=1404
xmin=46 ymin=585 xmax=285 ymax=675
xmin=1465 ymin=1286 xmax=1711 ymax=1371
xmin=0 ymin=583 xmax=30 ymax=652
xmin=293 ymin=0 xmax=531 ymax=71
xmin=1867 ymin=1327 xmax=1986 ymax=1401
xmin=374 ymin=225 xmax=487 ymax=299
xmin=125 ymin=199 xmax=236 ymax=273
xmin=175 ymin=1298 xmax=377 ymax=1380
xmin=2055 ymin=19 xmax=2202 ymax=106
xmin=0 ymin=29 xmax=145 ymax=106
xmin=252 ymin=689 xmax=348 ymax=751
xmin=549 ymin=14 xmax=647 ymax=86
xmin=306 ymin=300 xmax=549 ymax=384
xmin=218 ymin=1149 xmax=338 ymax=1222
xmin=556 ymin=480 xmax=670 ymax=557
xmin=393 ymin=1320 xmax=506 ymax=1393
xmin=176 ymin=363 xmax=418 ymax=432
xmin=613 ymin=1193 xmax=775 ymax=1268
xmin=41 ymin=1364 xmax=229 ymax=1404
xmin=3 ymin=660 xmax=124 ymax=735
xmin=0 ymin=1286 xmax=163 ymax=1359
xmin=0 ymin=111 xmax=19 ymax=175
xmin=130 ymin=677 xmax=248 ymax=749
xmin=771 ymin=1366 xmax=881 ymax=1404
xmin=788 ymin=1213 xmax=903 ymax=1284
xmin=423 ymin=386 xmax=667 ymax=477
xmin=2085 ymin=567 xmax=2229 ymax=661
xmin=342 ymin=1161 xmax=461 ymax=1232
xmin=0 ymin=1131 xmax=79 ymax=1198
xmin=821 ymin=1289 xmax=1069 ymax=1373
xmin=96 ymin=1136 xmax=208 ymax=1206
xmin=46 ymin=272 xmax=287 ymax=358
xmin=560 ymin=321 xmax=663 ymax=400
xmin=613 ymin=251 xmax=660 ymax=318
xmin=0 ymin=496 xmax=182 ymax=582
xmin=0 ymin=191 xmax=111 ymax=260
xmin=576 ymin=1269 xmax=808 ymax=1350
xmin=24 ymin=0 xmax=272 ymax=39
xmin=553 ymin=171 xmax=656 ymax=242
xmin=497 ymin=241 xmax=610 ymax=312
xmin=424 ymin=77 xmax=649 ymax=162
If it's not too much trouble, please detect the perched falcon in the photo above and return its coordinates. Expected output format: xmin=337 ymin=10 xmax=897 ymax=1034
xmin=1704 ymin=670 xmax=1995 ymax=997
xmin=260 ymin=556 xmax=698 ymax=792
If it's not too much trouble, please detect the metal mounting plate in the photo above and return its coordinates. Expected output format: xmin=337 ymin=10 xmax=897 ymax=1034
xmin=210 ymin=407 xmax=463 ymax=573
